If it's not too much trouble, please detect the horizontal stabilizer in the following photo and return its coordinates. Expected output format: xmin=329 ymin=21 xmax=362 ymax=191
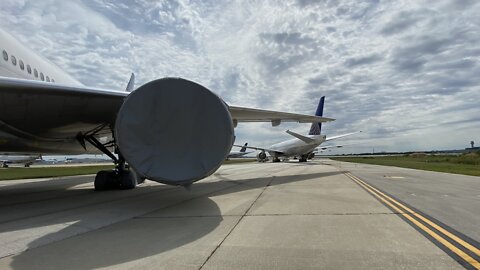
xmin=232 ymin=144 xmax=283 ymax=155
xmin=326 ymin=131 xmax=362 ymax=141
xmin=286 ymin=130 xmax=315 ymax=143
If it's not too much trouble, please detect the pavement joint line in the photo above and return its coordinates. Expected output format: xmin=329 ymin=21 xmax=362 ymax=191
xmin=198 ymin=175 xmax=276 ymax=270
xmin=346 ymin=172 xmax=480 ymax=257
xmin=0 ymin=179 xmax=260 ymax=259
xmin=344 ymin=172 xmax=480 ymax=270
xmin=245 ymin=212 xmax=400 ymax=216
xmin=0 ymin=188 xmax=173 ymax=226
xmin=135 ymin=212 xmax=400 ymax=218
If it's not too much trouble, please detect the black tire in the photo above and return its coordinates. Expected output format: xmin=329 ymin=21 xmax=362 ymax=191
xmin=95 ymin=170 xmax=114 ymax=191
xmin=119 ymin=170 xmax=137 ymax=190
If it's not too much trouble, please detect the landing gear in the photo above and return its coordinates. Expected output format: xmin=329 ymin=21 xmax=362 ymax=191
xmin=94 ymin=155 xmax=139 ymax=191
xmin=94 ymin=170 xmax=116 ymax=191
xmin=94 ymin=170 xmax=138 ymax=191
xmin=299 ymin=155 xmax=308 ymax=162
xmin=83 ymin=133 xmax=142 ymax=191
xmin=2 ymin=162 xmax=8 ymax=168
xmin=272 ymin=157 xmax=281 ymax=163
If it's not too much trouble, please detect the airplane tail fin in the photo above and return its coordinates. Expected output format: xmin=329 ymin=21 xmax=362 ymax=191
xmin=126 ymin=73 xmax=135 ymax=92
xmin=240 ymin=143 xmax=248 ymax=153
xmin=308 ymin=96 xmax=325 ymax=135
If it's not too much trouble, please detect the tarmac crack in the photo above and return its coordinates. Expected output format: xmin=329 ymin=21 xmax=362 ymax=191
xmin=198 ymin=175 xmax=276 ymax=270
xmin=134 ymin=212 xmax=400 ymax=219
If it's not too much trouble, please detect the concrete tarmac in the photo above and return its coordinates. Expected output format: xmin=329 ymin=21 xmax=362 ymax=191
xmin=328 ymin=159 xmax=480 ymax=243
xmin=0 ymin=160 xmax=467 ymax=269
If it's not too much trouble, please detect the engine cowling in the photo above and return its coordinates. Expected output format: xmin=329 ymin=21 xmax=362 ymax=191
xmin=256 ymin=151 xmax=267 ymax=161
xmin=115 ymin=78 xmax=235 ymax=186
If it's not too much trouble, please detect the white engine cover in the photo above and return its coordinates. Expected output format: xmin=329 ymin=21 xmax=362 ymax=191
xmin=115 ymin=78 xmax=234 ymax=185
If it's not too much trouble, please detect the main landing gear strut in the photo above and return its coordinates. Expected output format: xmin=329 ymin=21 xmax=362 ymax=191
xmin=84 ymin=135 xmax=143 ymax=191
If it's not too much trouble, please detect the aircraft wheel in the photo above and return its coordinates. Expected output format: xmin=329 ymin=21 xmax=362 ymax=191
xmin=118 ymin=170 xmax=137 ymax=190
xmin=2 ymin=163 xmax=8 ymax=168
xmin=95 ymin=170 xmax=116 ymax=191
xmin=272 ymin=158 xmax=280 ymax=163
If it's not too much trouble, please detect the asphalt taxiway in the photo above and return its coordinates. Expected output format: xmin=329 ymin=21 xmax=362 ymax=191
xmin=0 ymin=159 xmax=476 ymax=269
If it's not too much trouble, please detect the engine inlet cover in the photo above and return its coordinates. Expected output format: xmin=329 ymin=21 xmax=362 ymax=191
xmin=115 ymin=78 xmax=234 ymax=185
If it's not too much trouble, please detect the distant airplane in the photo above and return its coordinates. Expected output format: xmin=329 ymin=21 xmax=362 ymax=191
xmin=0 ymin=29 xmax=335 ymax=190
xmin=227 ymin=143 xmax=253 ymax=159
xmin=0 ymin=154 xmax=41 ymax=167
xmin=236 ymin=97 xmax=360 ymax=162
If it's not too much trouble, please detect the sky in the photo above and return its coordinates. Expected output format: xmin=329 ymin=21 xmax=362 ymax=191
xmin=1 ymin=0 xmax=479 ymax=154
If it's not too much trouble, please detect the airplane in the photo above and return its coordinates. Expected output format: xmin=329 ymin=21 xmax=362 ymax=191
xmin=226 ymin=143 xmax=253 ymax=159
xmin=0 ymin=154 xmax=41 ymax=168
xmin=235 ymin=96 xmax=360 ymax=162
xmin=0 ymin=28 xmax=335 ymax=190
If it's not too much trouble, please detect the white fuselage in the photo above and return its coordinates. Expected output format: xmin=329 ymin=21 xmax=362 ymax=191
xmin=268 ymin=134 xmax=326 ymax=158
xmin=0 ymin=29 xmax=81 ymax=85
xmin=0 ymin=154 xmax=40 ymax=164
xmin=0 ymin=30 xmax=115 ymax=155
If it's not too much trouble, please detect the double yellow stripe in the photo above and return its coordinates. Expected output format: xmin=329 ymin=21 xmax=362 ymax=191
xmin=345 ymin=172 xmax=480 ymax=269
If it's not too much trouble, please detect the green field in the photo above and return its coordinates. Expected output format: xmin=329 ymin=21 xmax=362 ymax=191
xmin=331 ymin=153 xmax=480 ymax=176
xmin=0 ymin=159 xmax=255 ymax=181
xmin=0 ymin=165 xmax=115 ymax=180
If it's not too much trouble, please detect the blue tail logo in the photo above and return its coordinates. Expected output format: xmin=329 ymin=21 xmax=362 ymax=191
xmin=308 ymin=96 xmax=324 ymax=135
xmin=240 ymin=143 xmax=248 ymax=152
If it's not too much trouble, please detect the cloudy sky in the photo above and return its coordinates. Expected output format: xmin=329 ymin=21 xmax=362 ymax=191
xmin=1 ymin=0 xmax=479 ymax=154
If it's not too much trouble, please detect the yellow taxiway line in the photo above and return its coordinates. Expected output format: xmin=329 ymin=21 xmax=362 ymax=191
xmin=345 ymin=172 xmax=480 ymax=269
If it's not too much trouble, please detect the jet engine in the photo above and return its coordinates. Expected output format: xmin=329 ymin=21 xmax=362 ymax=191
xmin=256 ymin=151 xmax=268 ymax=162
xmin=115 ymin=78 xmax=235 ymax=186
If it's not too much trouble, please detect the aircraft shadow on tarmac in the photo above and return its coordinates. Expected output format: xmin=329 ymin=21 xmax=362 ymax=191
xmin=5 ymin=170 xmax=342 ymax=270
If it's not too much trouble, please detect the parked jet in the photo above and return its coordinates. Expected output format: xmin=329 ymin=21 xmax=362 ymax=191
xmin=227 ymin=143 xmax=252 ymax=159
xmin=0 ymin=29 xmax=334 ymax=190
xmin=0 ymin=154 xmax=41 ymax=167
xmin=236 ymin=97 xmax=360 ymax=162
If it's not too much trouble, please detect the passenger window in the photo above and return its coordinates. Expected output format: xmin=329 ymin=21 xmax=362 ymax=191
xmin=27 ymin=65 xmax=32 ymax=74
xmin=40 ymin=72 xmax=44 ymax=81
xmin=11 ymin=55 xmax=17 ymax=66
xmin=34 ymin=69 xmax=38 ymax=78
xmin=46 ymin=76 xmax=50 ymax=82
xmin=2 ymin=50 xmax=7 ymax=61
xmin=19 ymin=60 xmax=24 ymax=70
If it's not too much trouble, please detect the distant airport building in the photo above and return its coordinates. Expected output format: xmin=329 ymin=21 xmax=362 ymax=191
xmin=465 ymin=147 xmax=480 ymax=152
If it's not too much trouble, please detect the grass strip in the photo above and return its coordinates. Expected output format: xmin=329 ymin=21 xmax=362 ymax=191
xmin=331 ymin=154 xmax=480 ymax=176
xmin=0 ymin=159 xmax=256 ymax=180
xmin=0 ymin=165 xmax=115 ymax=180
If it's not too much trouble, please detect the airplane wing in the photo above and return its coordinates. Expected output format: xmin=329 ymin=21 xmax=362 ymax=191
xmin=285 ymin=130 xmax=315 ymax=143
xmin=0 ymin=77 xmax=332 ymax=153
xmin=325 ymin=131 xmax=362 ymax=141
xmin=229 ymin=106 xmax=335 ymax=126
xmin=317 ymin=145 xmax=346 ymax=151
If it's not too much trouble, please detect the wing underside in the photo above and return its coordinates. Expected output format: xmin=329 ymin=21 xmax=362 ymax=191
xmin=229 ymin=106 xmax=334 ymax=126
xmin=0 ymin=76 xmax=333 ymax=154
